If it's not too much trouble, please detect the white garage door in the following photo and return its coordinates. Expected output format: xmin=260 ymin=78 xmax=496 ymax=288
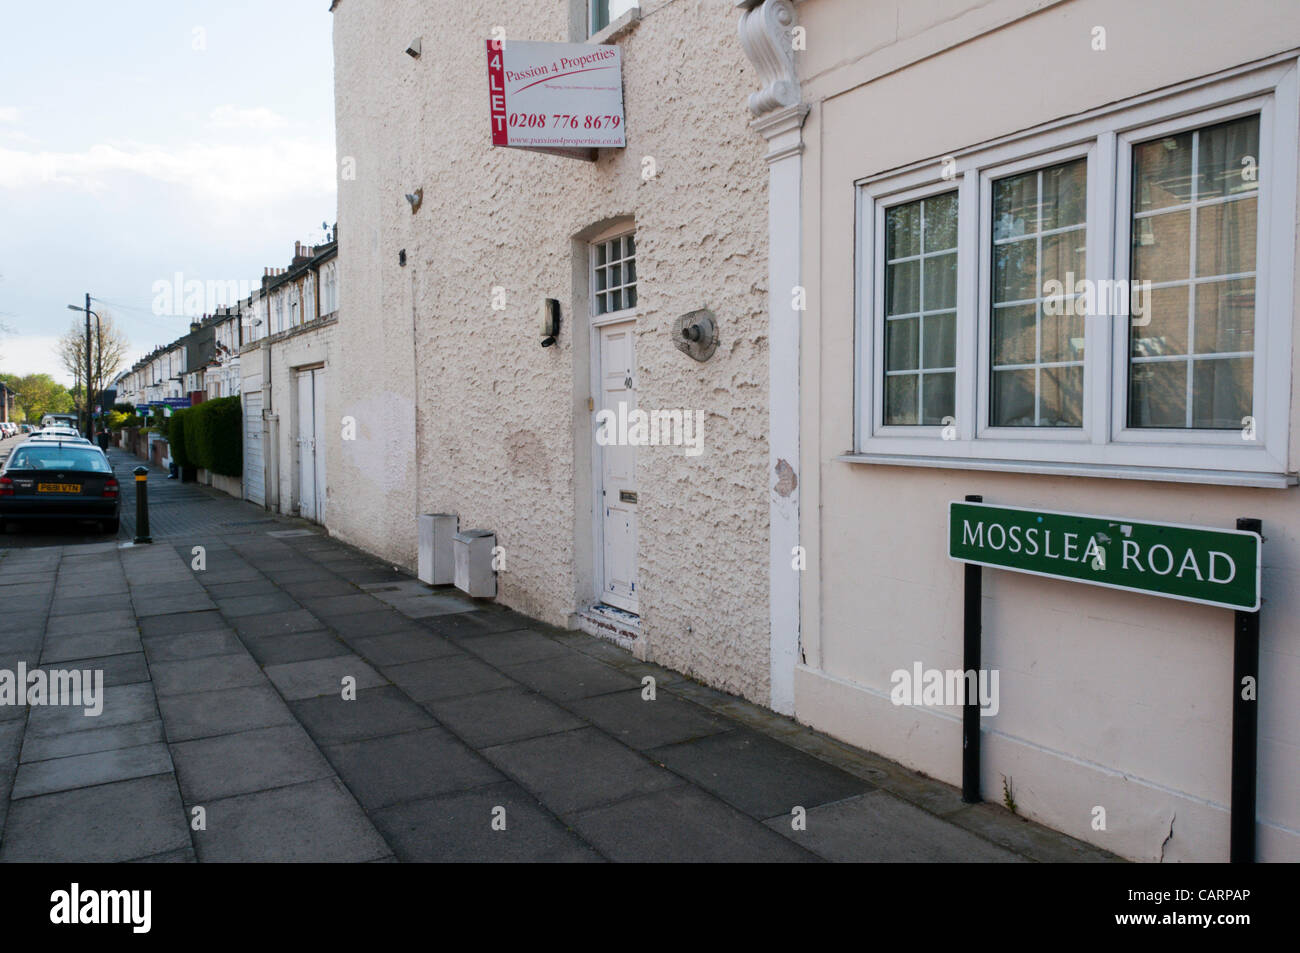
xmin=244 ymin=390 xmax=265 ymax=506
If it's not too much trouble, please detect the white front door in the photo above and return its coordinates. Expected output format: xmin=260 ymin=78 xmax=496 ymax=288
xmin=295 ymin=367 xmax=324 ymax=522
xmin=597 ymin=321 xmax=637 ymax=613
xmin=244 ymin=386 xmax=265 ymax=506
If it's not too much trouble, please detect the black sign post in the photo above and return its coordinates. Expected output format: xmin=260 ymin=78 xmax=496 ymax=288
xmin=1231 ymin=517 xmax=1261 ymax=863
xmin=962 ymin=494 xmax=982 ymax=804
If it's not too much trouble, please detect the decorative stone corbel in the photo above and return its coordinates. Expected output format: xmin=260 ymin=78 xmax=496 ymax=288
xmin=735 ymin=0 xmax=802 ymax=118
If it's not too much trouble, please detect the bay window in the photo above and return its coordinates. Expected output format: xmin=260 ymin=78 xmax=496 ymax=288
xmin=852 ymin=56 xmax=1298 ymax=485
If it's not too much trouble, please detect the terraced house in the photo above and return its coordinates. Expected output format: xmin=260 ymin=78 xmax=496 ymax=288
xmin=330 ymin=0 xmax=1300 ymax=861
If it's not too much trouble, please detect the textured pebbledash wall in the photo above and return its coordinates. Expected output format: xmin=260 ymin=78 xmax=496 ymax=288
xmin=330 ymin=0 xmax=774 ymax=701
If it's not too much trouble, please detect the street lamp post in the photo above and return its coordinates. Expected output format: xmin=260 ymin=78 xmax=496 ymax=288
xmin=67 ymin=299 xmax=101 ymax=439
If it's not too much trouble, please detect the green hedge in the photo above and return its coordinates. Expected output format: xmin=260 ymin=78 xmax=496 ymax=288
xmin=171 ymin=397 xmax=242 ymax=477
xmin=167 ymin=410 xmax=195 ymax=469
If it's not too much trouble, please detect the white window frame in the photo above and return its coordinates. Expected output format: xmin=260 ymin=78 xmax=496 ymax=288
xmin=589 ymin=226 xmax=637 ymax=322
xmin=853 ymin=53 xmax=1299 ymax=485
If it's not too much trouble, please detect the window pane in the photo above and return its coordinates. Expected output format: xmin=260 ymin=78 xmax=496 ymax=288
xmin=1133 ymin=132 xmax=1193 ymax=211
xmin=923 ymin=251 xmax=957 ymax=311
xmin=1129 ymin=115 xmax=1259 ymax=429
xmin=625 ymin=285 xmax=637 ymax=309
xmin=1040 ymin=311 xmax=1084 ymax=364
xmin=1132 ymin=210 xmax=1190 ymax=282
xmin=626 ymin=234 xmax=635 ymax=257
xmin=1040 ymin=365 xmax=1083 ymax=427
xmin=923 ymin=193 xmax=958 ymax=252
xmin=1129 ymin=360 xmax=1187 ymax=428
xmin=1196 ymin=197 xmax=1256 ymax=276
xmin=922 ymin=312 xmax=956 ymax=369
xmin=1042 ymin=160 xmax=1088 ymax=229
xmin=610 ymin=289 xmax=621 ymax=311
xmin=884 ymin=376 xmax=918 ymax=425
xmin=989 ymin=158 xmax=1087 ymax=429
xmin=885 ymin=259 xmax=919 ymax=315
xmin=992 ymin=369 xmax=1036 ymax=427
xmin=993 ymin=170 xmax=1037 ymax=240
xmin=992 ymin=304 xmax=1036 ymax=366
xmin=882 ymin=192 xmax=958 ymax=425
xmin=1192 ymin=357 xmax=1252 ymax=428
xmin=993 ymin=239 xmax=1038 ymax=302
xmin=1197 ymin=116 xmax=1260 ymax=200
xmin=1131 ymin=285 xmax=1189 ymax=357
xmin=596 ymin=243 xmax=607 ymax=266
xmin=1194 ymin=278 xmax=1254 ymax=355
xmin=921 ymin=372 xmax=955 ymax=425
xmin=886 ymin=318 xmax=918 ymax=371
xmin=886 ymin=203 xmax=920 ymax=259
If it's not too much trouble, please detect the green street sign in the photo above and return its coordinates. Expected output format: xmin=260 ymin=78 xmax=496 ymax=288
xmin=949 ymin=501 xmax=1261 ymax=611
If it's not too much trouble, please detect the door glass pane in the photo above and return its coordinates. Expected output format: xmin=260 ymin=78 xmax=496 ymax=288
xmin=1128 ymin=115 xmax=1259 ymax=429
xmin=881 ymin=192 xmax=957 ymax=425
xmin=989 ymin=158 xmax=1087 ymax=427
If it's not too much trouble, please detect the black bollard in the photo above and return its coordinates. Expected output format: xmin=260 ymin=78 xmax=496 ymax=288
xmin=133 ymin=466 xmax=152 ymax=544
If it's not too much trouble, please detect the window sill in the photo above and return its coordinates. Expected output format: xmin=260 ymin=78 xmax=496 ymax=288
xmin=836 ymin=452 xmax=1298 ymax=489
xmin=588 ymin=7 xmax=640 ymax=45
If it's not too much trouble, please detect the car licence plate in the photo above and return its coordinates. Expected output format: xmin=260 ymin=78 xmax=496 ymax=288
xmin=37 ymin=483 xmax=81 ymax=493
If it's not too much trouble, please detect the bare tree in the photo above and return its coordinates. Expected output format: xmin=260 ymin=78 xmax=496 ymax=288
xmin=57 ymin=310 xmax=130 ymax=415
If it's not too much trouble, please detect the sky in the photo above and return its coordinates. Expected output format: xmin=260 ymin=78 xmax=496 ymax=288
xmin=0 ymin=0 xmax=337 ymax=387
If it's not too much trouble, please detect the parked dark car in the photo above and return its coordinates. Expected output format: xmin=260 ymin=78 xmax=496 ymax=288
xmin=0 ymin=442 xmax=120 ymax=534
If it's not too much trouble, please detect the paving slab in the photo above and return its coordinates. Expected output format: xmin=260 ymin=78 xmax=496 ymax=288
xmin=49 ymin=592 xmax=133 ymax=617
xmin=232 ymin=609 xmax=324 ymax=638
xmin=382 ymin=655 xmax=515 ymax=702
xmin=242 ymin=629 xmax=352 ymax=666
xmin=0 ymin=775 xmax=191 ymax=862
xmin=263 ymin=654 xmax=386 ymax=701
xmin=458 ymin=629 xmax=573 ymax=667
xmin=20 ymin=719 xmax=165 ymax=763
xmin=25 ymin=682 xmax=157 ymax=737
xmin=570 ymin=784 xmax=819 ymax=863
xmin=11 ymin=742 xmax=174 ymax=799
xmin=425 ymin=609 xmax=535 ymax=639
xmin=170 ymin=724 xmax=334 ymax=801
xmin=150 ymin=653 xmax=266 ymax=696
xmin=567 ymin=690 xmax=731 ymax=751
xmin=290 ymin=686 xmax=437 ymax=745
xmin=482 ymin=727 xmax=678 ymax=816
xmin=760 ymin=790 xmax=1023 ymax=862
xmin=348 ymin=629 xmax=462 ymax=666
xmin=156 ymin=684 xmax=296 ymax=742
xmin=139 ymin=610 xmax=226 ymax=638
xmin=425 ymin=687 xmax=584 ymax=749
xmin=190 ymin=778 xmax=390 ymax=862
xmin=326 ymin=609 xmax=423 ymax=640
xmin=49 ymin=651 xmax=150 ymax=688
xmin=40 ymin=628 xmax=141 ymax=664
xmin=300 ymin=593 xmax=386 ymax=618
xmin=501 ymin=653 xmax=638 ymax=702
xmin=142 ymin=629 xmax=245 ymax=662
xmin=45 ymin=608 xmax=136 ymax=636
xmin=372 ymin=782 xmax=601 ymax=862
xmin=324 ymin=727 xmax=502 ymax=810
xmin=648 ymin=728 xmax=875 ymax=821
xmin=214 ymin=592 xmax=302 ymax=618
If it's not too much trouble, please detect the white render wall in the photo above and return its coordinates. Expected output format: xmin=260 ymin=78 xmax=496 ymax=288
xmin=797 ymin=0 xmax=1300 ymax=860
xmin=331 ymin=1 xmax=774 ymax=699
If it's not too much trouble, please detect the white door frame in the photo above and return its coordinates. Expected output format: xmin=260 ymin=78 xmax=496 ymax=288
xmin=588 ymin=228 xmax=639 ymax=613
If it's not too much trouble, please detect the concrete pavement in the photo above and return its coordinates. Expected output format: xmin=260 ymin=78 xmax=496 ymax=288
xmin=0 ymin=449 xmax=1118 ymax=862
